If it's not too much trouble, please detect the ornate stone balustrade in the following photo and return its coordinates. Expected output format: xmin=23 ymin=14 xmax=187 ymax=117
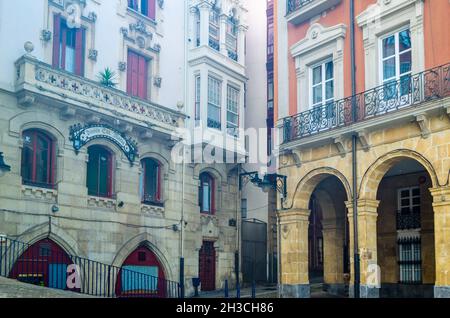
xmin=15 ymin=56 xmax=185 ymax=135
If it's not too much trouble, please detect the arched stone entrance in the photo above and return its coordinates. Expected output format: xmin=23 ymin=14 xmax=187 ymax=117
xmin=279 ymin=168 xmax=351 ymax=298
xmin=115 ymin=244 xmax=167 ymax=298
xmin=8 ymin=239 xmax=75 ymax=291
xmin=356 ymin=150 xmax=439 ymax=298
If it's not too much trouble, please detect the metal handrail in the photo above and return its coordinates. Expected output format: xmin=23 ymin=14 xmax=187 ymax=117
xmin=0 ymin=236 xmax=180 ymax=298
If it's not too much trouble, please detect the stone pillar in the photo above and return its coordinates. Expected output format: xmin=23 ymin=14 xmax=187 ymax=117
xmin=198 ymin=3 xmax=211 ymax=47
xmin=189 ymin=6 xmax=199 ymax=49
xmin=346 ymin=200 xmax=380 ymax=298
xmin=237 ymin=25 xmax=247 ymax=65
xmin=322 ymin=218 xmax=345 ymax=296
xmin=430 ymin=186 xmax=450 ymax=298
xmin=219 ymin=14 xmax=227 ymax=55
xmin=278 ymin=209 xmax=310 ymax=298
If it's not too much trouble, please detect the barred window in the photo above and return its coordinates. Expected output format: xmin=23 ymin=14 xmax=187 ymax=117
xmin=398 ymin=237 xmax=422 ymax=284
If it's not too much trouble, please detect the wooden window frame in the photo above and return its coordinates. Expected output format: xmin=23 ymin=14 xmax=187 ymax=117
xmin=21 ymin=130 xmax=56 ymax=189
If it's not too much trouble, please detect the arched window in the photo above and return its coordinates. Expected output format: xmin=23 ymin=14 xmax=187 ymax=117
xmin=140 ymin=158 xmax=162 ymax=206
xmin=21 ymin=129 xmax=56 ymax=188
xmin=199 ymin=172 xmax=215 ymax=214
xmin=87 ymin=145 xmax=113 ymax=198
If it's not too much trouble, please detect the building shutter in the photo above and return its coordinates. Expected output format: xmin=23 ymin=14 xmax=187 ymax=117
xmin=138 ymin=55 xmax=148 ymax=99
xmin=127 ymin=51 xmax=139 ymax=97
xmin=52 ymin=14 xmax=61 ymax=68
xmin=74 ymin=28 xmax=84 ymax=76
xmin=148 ymin=0 xmax=156 ymax=20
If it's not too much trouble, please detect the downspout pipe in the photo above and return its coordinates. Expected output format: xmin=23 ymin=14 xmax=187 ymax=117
xmin=350 ymin=0 xmax=360 ymax=299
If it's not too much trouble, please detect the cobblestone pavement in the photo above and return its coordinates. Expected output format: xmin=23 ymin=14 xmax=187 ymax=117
xmin=0 ymin=277 xmax=95 ymax=298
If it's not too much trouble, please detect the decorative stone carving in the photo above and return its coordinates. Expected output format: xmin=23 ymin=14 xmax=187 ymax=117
xmin=22 ymin=185 xmax=57 ymax=203
xmin=118 ymin=62 xmax=127 ymax=72
xmin=87 ymin=196 xmax=116 ymax=209
xmin=136 ymin=36 xmax=146 ymax=49
xmin=88 ymin=49 xmax=98 ymax=61
xmin=153 ymin=77 xmax=162 ymax=88
xmin=153 ymin=43 xmax=161 ymax=52
xmin=87 ymin=11 xmax=97 ymax=23
xmin=41 ymin=30 xmax=52 ymax=42
xmin=130 ymin=20 xmax=153 ymax=37
xmin=141 ymin=204 xmax=165 ymax=217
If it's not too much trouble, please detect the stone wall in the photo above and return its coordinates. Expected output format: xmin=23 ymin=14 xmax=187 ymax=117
xmin=0 ymin=91 xmax=240 ymax=296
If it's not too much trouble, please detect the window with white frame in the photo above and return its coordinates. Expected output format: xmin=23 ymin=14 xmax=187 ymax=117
xmin=207 ymin=76 xmax=221 ymax=130
xmin=310 ymin=60 xmax=334 ymax=109
xmin=227 ymin=85 xmax=240 ymax=137
xmin=380 ymin=28 xmax=412 ymax=98
xmin=226 ymin=17 xmax=238 ymax=61
xmin=195 ymin=75 xmax=201 ymax=126
xmin=209 ymin=10 xmax=220 ymax=51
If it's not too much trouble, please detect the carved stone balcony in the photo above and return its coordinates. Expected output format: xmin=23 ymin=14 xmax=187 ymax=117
xmin=14 ymin=55 xmax=185 ymax=137
xmin=286 ymin=0 xmax=342 ymax=25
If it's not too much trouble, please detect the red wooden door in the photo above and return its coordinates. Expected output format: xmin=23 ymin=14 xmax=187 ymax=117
xmin=199 ymin=241 xmax=216 ymax=291
xmin=115 ymin=245 xmax=166 ymax=298
xmin=9 ymin=239 xmax=73 ymax=290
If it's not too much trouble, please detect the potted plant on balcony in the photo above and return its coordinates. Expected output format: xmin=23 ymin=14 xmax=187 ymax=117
xmin=97 ymin=67 xmax=118 ymax=88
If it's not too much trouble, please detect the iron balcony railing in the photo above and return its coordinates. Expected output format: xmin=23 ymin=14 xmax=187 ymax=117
xmin=282 ymin=63 xmax=450 ymax=144
xmin=397 ymin=209 xmax=421 ymax=231
xmin=0 ymin=236 xmax=180 ymax=298
xmin=287 ymin=0 xmax=315 ymax=15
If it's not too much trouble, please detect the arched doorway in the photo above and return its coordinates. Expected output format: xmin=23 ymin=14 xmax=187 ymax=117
xmin=9 ymin=239 xmax=74 ymax=290
xmin=115 ymin=245 xmax=167 ymax=298
xmin=308 ymin=176 xmax=350 ymax=297
xmin=376 ymin=158 xmax=435 ymax=298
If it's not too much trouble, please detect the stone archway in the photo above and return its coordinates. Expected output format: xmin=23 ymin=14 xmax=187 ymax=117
xmin=279 ymin=168 xmax=352 ymax=298
xmin=289 ymin=167 xmax=352 ymax=211
xmin=112 ymin=232 xmax=174 ymax=282
xmin=354 ymin=149 xmax=439 ymax=298
xmin=359 ymin=149 xmax=439 ymax=201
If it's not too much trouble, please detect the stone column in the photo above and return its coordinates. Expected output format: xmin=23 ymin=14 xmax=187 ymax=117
xmin=322 ymin=218 xmax=345 ymax=296
xmin=430 ymin=186 xmax=450 ymax=298
xmin=189 ymin=6 xmax=199 ymax=49
xmin=237 ymin=25 xmax=247 ymax=65
xmin=278 ymin=209 xmax=310 ymax=298
xmin=198 ymin=3 xmax=211 ymax=47
xmin=219 ymin=14 xmax=227 ymax=55
xmin=346 ymin=200 xmax=380 ymax=298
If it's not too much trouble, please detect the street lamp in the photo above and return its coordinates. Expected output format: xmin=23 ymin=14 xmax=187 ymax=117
xmin=239 ymin=172 xmax=287 ymax=201
xmin=0 ymin=153 xmax=11 ymax=177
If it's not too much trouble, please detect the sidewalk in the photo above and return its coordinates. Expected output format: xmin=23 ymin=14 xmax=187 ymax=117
xmin=194 ymin=285 xmax=279 ymax=299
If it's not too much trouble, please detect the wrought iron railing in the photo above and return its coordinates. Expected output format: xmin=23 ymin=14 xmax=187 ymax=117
xmin=0 ymin=236 xmax=180 ymax=298
xmin=397 ymin=210 xmax=421 ymax=230
xmin=282 ymin=63 xmax=450 ymax=143
xmin=287 ymin=0 xmax=315 ymax=15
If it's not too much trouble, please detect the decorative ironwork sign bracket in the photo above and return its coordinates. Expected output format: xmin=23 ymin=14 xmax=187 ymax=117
xmin=69 ymin=124 xmax=138 ymax=166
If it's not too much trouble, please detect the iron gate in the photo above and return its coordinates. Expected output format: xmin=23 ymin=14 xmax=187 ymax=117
xmin=241 ymin=219 xmax=267 ymax=284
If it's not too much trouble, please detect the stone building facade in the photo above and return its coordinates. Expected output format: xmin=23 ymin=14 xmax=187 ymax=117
xmin=275 ymin=0 xmax=450 ymax=298
xmin=0 ymin=0 xmax=253 ymax=297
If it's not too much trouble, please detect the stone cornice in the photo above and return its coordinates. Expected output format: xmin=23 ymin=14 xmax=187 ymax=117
xmin=356 ymin=0 xmax=423 ymax=28
xmin=290 ymin=23 xmax=347 ymax=59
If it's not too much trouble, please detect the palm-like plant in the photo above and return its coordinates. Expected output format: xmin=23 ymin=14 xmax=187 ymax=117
xmin=97 ymin=67 xmax=118 ymax=88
